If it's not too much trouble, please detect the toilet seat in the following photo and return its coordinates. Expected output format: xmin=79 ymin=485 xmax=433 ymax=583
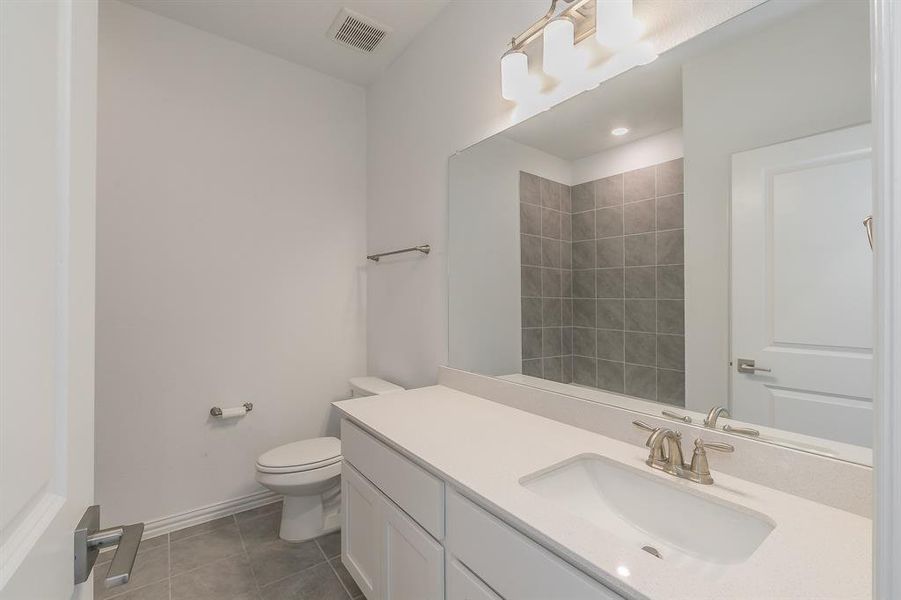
xmin=256 ymin=437 xmax=341 ymax=474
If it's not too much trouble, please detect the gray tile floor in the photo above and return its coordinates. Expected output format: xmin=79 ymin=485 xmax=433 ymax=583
xmin=94 ymin=502 xmax=362 ymax=600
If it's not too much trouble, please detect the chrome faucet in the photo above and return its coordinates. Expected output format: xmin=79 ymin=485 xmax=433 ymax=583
xmin=704 ymin=406 xmax=730 ymax=427
xmin=633 ymin=421 xmax=734 ymax=484
xmin=645 ymin=427 xmax=685 ymax=477
xmin=703 ymin=406 xmax=760 ymax=436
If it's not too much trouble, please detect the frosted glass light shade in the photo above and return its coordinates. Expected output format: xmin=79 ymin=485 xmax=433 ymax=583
xmin=501 ymin=50 xmax=530 ymax=100
xmin=542 ymin=17 xmax=578 ymax=80
xmin=596 ymin=0 xmax=644 ymax=49
xmin=500 ymin=50 xmax=530 ymax=100
xmin=620 ymin=41 xmax=658 ymax=66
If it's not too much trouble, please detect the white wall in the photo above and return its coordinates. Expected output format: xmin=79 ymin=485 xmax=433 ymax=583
xmin=366 ymin=0 xmax=763 ymax=388
xmin=682 ymin=0 xmax=871 ymax=411
xmin=448 ymin=136 xmax=571 ymax=376
xmin=572 ymin=128 xmax=684 ymax=184
xmin=96 ymin=1 xmax=367 ymax=526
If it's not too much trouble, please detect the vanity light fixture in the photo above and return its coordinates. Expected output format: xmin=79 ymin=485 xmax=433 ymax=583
xmin=500 ymin=0 xmax=655 ymax=104
xmin=500 ymin=49 xmax=531 ymax=100
xmin=595 ymin=0 xmax=644 ymax=49
xmin=542 ymin=16 xmax=579 ymax=80
xmin=611 ymin=127 xmax=629 ymax=136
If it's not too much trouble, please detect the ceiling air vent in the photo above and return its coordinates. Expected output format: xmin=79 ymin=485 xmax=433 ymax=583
xmin=328 ymin=8 xmax=390 ymax=53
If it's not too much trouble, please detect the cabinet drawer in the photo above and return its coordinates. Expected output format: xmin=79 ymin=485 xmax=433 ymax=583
xmin=342 ymin=419 xmax=445 ymax=540
xmin=446 ymin=489 xmax=624 ymax=600
xmin=447 ymin=558 xmax=503 ymax=600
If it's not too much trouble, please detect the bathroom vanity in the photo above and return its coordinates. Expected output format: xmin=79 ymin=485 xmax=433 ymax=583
xmin=334 ymin=382 xmax=870 ymax=600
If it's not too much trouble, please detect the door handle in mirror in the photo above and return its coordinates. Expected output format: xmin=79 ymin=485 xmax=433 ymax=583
xmin=863 ymin=215 xmax=874 ymax=250
xmin=736 ymin=358 xmax=772 ymax=374
xmin=74 ymin=505 xmax=144 ymax=587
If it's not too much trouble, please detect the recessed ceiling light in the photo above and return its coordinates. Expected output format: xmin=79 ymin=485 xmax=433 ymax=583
xmin=611 ymin=127 xmax=629 ymax=136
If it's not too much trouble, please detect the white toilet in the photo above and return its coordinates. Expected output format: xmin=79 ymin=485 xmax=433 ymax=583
xmin=255 ymin=377 xmax=403 ymax=542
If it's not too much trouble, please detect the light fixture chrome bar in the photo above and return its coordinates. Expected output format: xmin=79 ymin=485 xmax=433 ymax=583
xmin=508 ymin=0 xmax=592 ymax=51
xmin=366 ymin=244 xmax=431 ymax=262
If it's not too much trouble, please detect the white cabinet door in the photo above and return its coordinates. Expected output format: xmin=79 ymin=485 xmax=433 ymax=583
xmin=447 ymin=558 xmax=503 ymax=600
xmin=731 ymin=124 xmax=873 ymax=446
xmin=342 ymin=462 xmax=382 ymax=600
xmin=342 ymin=461 xmax=444 ymax=600
xmin=0 ymin=1 xmax=98 ymax=598
xmin=382 ymin=497 xmax=444 ymax=600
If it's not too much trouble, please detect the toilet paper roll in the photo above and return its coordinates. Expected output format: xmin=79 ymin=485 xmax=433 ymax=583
xmin=218 ymin=406 xmax=247 ymax=419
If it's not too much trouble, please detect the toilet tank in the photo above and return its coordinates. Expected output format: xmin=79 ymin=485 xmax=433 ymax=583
xmin=349 ymin=376 xmax=404 ymax=398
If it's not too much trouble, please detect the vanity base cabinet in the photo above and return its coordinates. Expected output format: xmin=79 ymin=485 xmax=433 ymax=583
xmin=446 ymin=489 xmax=625 ymax=600
xmin=342 ymin=460 xmax=444 ymax=600
xmin=340 ymin=419 xmax=625 ymax=600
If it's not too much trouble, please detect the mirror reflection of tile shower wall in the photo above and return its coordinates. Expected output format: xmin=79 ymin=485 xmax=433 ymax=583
xmin=520 ymin=160 xmax=685 ymax=406
xmin=520 ymin=174 xmax=574 ymax=384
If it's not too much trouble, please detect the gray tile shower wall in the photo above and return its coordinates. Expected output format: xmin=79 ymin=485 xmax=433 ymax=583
xmin=520 ymin=159 xmax=685 ymax=406
xmin=520 ymin=172 xmax=573 ymax=384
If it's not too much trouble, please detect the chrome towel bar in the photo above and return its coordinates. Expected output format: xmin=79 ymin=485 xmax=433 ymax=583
xmin=367 ymin=244 xmax=430 ymax=262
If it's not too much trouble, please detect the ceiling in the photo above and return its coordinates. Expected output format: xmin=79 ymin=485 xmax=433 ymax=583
xmin=122 ymin=0 xmax=450 ymax=86
xmin=502 ymin=58 xmax=683 ymax=161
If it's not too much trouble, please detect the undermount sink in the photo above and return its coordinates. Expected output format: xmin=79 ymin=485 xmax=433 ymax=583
xmin=520 ymin=454 xmax=775 ymax=571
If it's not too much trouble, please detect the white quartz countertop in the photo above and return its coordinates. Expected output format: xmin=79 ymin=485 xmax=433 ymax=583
xmin=333 ymin=385 xmax=871 ymax=600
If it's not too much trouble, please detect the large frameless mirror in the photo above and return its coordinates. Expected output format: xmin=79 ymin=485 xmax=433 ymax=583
xmin=448 ymin=0 xmax=872 ymax=465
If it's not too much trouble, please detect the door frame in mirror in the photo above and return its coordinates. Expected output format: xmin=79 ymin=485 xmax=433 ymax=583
xmin=872 ymin=0 xmax=901 ymax=596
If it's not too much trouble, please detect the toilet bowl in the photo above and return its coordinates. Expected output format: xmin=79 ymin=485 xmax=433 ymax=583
xmin=255 ymin=377 xmax=403 ymax=542
xmin=255 ymin=437 xmax=343 ymax=542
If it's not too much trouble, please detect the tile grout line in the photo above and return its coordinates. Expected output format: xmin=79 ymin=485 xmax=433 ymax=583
xmin=98 ymin=540 xmax=171 ymax=600
xmin=325 ymin=557 xmax=354 ymax=600
xmin=318 ymin=538 xmax=355 ymax=600
xmin=167 ymin=516 xmax=236 ymax=545
xmin=233 ymin=514 xmax=263 ymax=596
xmin=654 ymin=166 xmax=660 ymax=401
xmin=620 ymin=173 xmax=626 ymax=393
xmin=101 ymin=507 xmax=291 ymax=600
xmin=256 ymin=553 xmax=332 ymax=595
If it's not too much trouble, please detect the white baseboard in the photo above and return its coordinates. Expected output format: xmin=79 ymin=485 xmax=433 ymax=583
xmin=142 ymin=489 xmax=282 ymax=540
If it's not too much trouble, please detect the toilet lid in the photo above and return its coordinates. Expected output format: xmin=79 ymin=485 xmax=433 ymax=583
xmin=256 ymin=437 xmax=341 ymax=472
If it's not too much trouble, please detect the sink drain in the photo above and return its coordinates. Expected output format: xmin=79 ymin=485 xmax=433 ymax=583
xmin=642 ymin=545 xmax=662 ymax=559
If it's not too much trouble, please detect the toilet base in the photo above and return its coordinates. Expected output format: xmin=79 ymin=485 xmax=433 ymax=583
xmin=278 ymin=484 xmax=341 ymax=542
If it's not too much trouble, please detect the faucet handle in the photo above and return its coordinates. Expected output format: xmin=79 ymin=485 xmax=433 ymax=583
xmin=688 ymin=438 xmax=734 ymax=484
xmin=662 ymin=410 xmax=692 ymax=423
xmin=723 ymin=424 xmax=760 ymax=437
xmin=698 ymin=439 xmax=734 ymax=453
xmin=632 ymin=420 xmax=682 ymax=439
xmin=632 ymin=420 xmax=657 ymax=432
